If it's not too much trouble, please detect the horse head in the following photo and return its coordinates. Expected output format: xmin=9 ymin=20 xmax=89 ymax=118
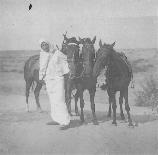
xmin=78 ymin=36 xmax=96 ymax=59
xmin=93 ymin=40 xmax=116 ymax=77
xmin=61 ymin=33 xmax=80 ymax=79
xmin=78 ymin=36 xmax=96 ymax=76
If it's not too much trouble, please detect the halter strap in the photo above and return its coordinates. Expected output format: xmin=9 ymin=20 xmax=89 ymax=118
xmin=67 ymin=42 xmax=79 ymax=46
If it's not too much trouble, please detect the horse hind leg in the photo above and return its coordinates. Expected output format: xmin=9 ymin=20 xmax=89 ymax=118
xmin=123 ymin=89 xmax=133 ymax=126
xmin=25 ymin=79 xmax=33 ymax=112
xmin=119 ymin=91 xmax=125 ymax=120
xmin=111 ymin=93 xmax=117 ymax=125
xmin=74 ymin=91 xmax=80 ymax=116
xmin=65 ymin=85 xmax=72 ymax=116
xmin=107 ymin=98 xmax=112 ymax=117
xmin=89 ymin=89 xmax=98 ymax=125
xmin=107 ymin=89 xmax=112 ymax=117
xmin=66 ymin=97 xmax=72 ymax=116
xmin=77 ymin=86 xmax=84 ymax=123
xmin=34 ymin=82 xmax=42 ymax=112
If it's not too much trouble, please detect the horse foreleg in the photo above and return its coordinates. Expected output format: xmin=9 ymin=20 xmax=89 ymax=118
xmin=34 ymin=82 xmax=42 ymax=112
xmin=123 ymin=89 xmax=133 ymax=126
xmin=74 ymin=91 xmax=80 ymax=116
xmin=25 ymin=79 xmax=33 ymax=112
xmin=80 ymin=94 xmax=84 ymax=123
xmin=78 ymin=86 xmax=84 ymax=123
xmin=65 ymin=83 xmax=73 ymax=116
xmin=107 ymin=89 xmax=112 ymax=117
xmin=119 ymin=91 xmax=125 ymax=120
xmin=111 ymin=93 xmax=117 ymax=125
xmin=66 ymin=95 xmax=72 ymax=116
xmin=107 ymin=100 xmax=112 ymax=117
xmin=89 ymin=89 xmax=98 ymax=125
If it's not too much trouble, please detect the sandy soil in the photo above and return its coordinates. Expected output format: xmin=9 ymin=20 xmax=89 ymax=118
xmin=0 ymin=49 xmax=158 ymax=154
xmin=0 ymin=73 xmax=158 ymax=154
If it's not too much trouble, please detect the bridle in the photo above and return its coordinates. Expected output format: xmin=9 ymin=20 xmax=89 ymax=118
xmin=79 ymin=43 xmax=96 ymax=78
xmin=63 ymin=42 xmax=85 ymax=79
xmin=64 ymin=42 xmax=96 ymax=79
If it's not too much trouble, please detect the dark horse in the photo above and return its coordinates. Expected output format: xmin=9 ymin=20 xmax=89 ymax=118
xmin=63 ymin=35 xmax=98 ymax=125
xmin=75 ymin=36 xmax=98 ymax=125
xmin=61 ymin=34 xmax=81 ymax=116
xmin=93 ymin=40 xmax=133 ymax=126
xmin=24 ymin=54 xmax=43 ymax=112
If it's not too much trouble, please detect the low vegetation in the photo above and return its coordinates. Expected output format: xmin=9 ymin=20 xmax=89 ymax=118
xmin=135 ymin=75 xmax=158 ymax=111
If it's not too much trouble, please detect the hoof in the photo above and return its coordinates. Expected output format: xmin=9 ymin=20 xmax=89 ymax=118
xmin=120 ymin=114 xmax=125 ymax=120
xmin=76 ymin=113 xmax=80 ymax=116
xmin=112 ymin=121 xmax=117 ymax=126
xmin=93 ymin=120 xmax=99 ymax=125
xmin=80 ymin=120 xmax=85 ymax=125
xmin=80 ymin=117 xmax=85 ymax=124
xmin=75 ymin=111 xmax=80 ymax=116
xmin=128 ymin=122 xmax=134 ymax=127
xmin=80 ymin=115 xmax=84 ymax=123
xmin=120 ymin=119 xmax=128 ymax=123
xmin=69 ymin=112 xmax=73 ymax=116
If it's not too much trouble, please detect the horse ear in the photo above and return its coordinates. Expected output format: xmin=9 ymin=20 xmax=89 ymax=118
xmin=78 ymin=37 xmax=81 ymax=41
xmin=111 ymin=42 xmax=115 ymax=48
xmin=99 ymin=40 xmax=102 ymax=47
xmin=56 ymin=44 xmax=59 ymax=50
xmin=78 ymin=37 xmax=84 ymax=44
xmin=63 ymin=31 xmax=68 ymax=41
xmin=92 ymin=36 xmax=96 ymax=44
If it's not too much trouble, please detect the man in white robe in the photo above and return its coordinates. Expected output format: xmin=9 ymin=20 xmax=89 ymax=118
xmin=39 ymin=39 xmax=71 ymax=130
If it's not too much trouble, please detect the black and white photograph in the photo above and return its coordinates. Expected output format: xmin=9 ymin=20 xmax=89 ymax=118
xmin=0 ymin=0 xmax=158 ymax=154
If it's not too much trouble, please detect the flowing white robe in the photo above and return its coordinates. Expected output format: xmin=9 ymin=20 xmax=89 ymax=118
xmin=39 ymin=50 xmax=70 ymax=125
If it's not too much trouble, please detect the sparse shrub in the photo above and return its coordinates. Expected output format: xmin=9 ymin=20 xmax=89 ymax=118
xmin=135 ymin=75 xmax=158 ymax=111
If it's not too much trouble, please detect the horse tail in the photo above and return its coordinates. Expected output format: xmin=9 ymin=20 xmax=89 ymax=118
xmin=71 ymin=90 xmax=76 ymax=99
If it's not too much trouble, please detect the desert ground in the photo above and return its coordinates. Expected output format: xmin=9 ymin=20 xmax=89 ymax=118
xmin=0 ymin=49 xmax=158 ymax=154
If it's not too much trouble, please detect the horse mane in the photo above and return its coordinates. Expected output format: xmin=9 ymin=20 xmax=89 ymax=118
xmin=112 ymin=50 xmax=130 ymax=70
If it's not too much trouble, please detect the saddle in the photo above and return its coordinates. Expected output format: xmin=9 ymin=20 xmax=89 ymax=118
xmin=117 ymin=52 xmax=134 ymax=88
xmin=117 ymin=52 xmax=132 ymax=74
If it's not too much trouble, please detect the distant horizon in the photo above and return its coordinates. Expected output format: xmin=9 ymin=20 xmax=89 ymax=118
xmin=0 ymin=47 xmax=157 ymax=52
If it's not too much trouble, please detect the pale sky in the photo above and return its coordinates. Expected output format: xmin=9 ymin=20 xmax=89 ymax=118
xmin=0 ymin=0 xmax=158 ymax=50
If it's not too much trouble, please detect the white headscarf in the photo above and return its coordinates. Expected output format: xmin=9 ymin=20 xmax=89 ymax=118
xmin=39 ymin=39 xmax=55 ymax=53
